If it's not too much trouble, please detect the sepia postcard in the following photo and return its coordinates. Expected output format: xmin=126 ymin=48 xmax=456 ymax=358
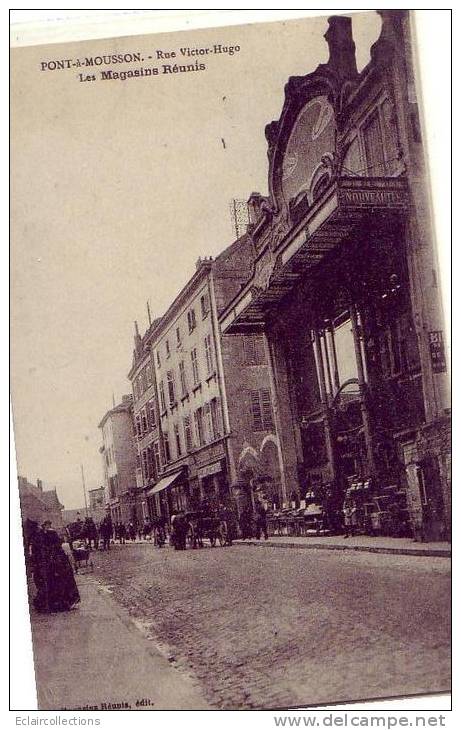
xmin=10 ymin=9 xmax=451 ymax=713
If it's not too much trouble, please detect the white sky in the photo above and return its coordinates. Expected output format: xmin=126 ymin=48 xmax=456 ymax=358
xmin=11 ymin=12 xmax=382 ymax=508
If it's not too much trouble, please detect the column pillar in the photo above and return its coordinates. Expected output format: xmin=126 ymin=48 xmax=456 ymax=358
xmin=349 ymin=304 xmax=375 ymax=474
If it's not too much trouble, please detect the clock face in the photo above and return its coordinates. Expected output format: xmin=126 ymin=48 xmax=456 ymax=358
xmin=281 ymin=95 xmax=335 ymax=204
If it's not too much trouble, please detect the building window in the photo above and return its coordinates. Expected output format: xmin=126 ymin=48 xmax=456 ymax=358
xmin=159 ymin=381 xmax=166 ymax=412
xmin=183 ymin=415 xmax=193 ymax=452
xmin=194 ymin=407 xmax=204 ymax=446
xmin=141 ymin=450 xmax=149 ymax=481
xmin=141 ymin=408 xmax=148 ymax=433
xmin=201 ymin=292 xmax=210 ymax=318
xmin=146 ymin=363 xmax=153 ymax=387
xmin=204 ymin=334 xmax=214 ymax=375
xmin=165 ymin=339 xmax=170 ymax=358
xmin=163 ymin=432 xmax=171 ymax=463
xmin=362 ymin=109 xmax=385 ymax=176
xmin=148 ymin=398 xmax=157 ymax=429
xmin=167 ymin=369 xmax=176 ymax=406
xmin=147 ymin=446 xmax=156 ymax=479
xmin=187 ymin=308 xmax=196 ymax=333
xmin=243 ymin=335 xmax=265 ymax=365
xmin=174 ymin=422 xmax=182 ymax=456
xmin=203 ymin=403 xmax=213 ymax=443
xmin=141 ymin=369 xmax=148 ymax=392
xmin=210 ymin=397 xmax=222 ymax=439
xmin=250 ymin=389 xmax=274 ymax=431
xmin=133 ymin=380 xmax=139 ymax=401
xmin=191 ymin=348 xmax=200 ymax=385
xmin=154 ymin=441 xmax=162 ymax=472
xmin=135 ymin=415 xmax=142 ymax=439
xmin=179 ymin=360 xmax=188 ymax=396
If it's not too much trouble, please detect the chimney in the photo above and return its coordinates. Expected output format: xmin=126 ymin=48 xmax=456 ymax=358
xmin=324 ymin=16 xmax=357 ymax=79
xmin=133 ymin=320 xmax=142 ymax=355
xmin=247 ymin=192 xmax=265 ymax=226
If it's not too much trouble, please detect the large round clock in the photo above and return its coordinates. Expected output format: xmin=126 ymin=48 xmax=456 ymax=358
xmin=281 ymin=95 xmax=336 ymax=205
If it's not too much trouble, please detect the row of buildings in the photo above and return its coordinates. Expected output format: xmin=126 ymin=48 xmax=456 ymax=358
xmin=98 ymin=11 xmax=450 ymax=541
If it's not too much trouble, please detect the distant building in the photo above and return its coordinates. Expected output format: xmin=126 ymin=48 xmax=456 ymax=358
xmin=18 ymin=476 xmax=64 ymax=533
xmin=98 ymin=396 xmax=139 ymax=526
xmin=88 ymin=486 xmax=106 ymax=524
xmin=128 ymin=318 xmax=162 ymax=521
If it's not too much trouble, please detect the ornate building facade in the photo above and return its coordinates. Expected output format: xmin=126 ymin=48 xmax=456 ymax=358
xmin=220 ymin=12 xmax=450 ymax=540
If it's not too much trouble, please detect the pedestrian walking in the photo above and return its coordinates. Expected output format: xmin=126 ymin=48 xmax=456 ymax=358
xmin=343 ymin=500 xmax=357 ymax=538
xmin=100 ymin=515 xmax=113 ymax=550
xmin=255 ymin=500 xmax=268 ymax=540
xmin=30 ymin=521 xmax=80 ymax=613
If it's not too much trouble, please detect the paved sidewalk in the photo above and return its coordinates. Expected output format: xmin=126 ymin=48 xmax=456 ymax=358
xmin=30 ymin=574 xmax=209 ymax=711
xmin=237 ymin=534 xmax=451 ymax=557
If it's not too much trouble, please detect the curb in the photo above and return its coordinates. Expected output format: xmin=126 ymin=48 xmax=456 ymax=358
xmin=236 ymin=539 xmax=451 ymax=558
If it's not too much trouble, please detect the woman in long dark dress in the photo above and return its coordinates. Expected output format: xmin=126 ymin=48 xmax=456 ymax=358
xmin=31 ymin=521 xmax=80 ymax=613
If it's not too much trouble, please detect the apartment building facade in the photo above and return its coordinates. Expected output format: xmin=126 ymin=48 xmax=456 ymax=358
xmin=98 ymin=395 xmax=139 ymax=525
xmin=129 ymin=236 xmax=283 ymax=521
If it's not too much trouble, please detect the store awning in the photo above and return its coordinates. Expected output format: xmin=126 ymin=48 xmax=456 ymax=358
xmin=220 ymin=176 xmax=409 ymax=334
xmin=146 ymin=471 xmax=183 ymax=497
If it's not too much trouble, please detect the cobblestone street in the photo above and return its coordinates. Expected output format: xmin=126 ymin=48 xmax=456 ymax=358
xmin=91 ymin=543 xmax=450 ymax=710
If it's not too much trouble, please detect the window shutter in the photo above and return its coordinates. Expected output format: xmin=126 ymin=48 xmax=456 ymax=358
xmin=261 ymin=389 xmax=274 ymax=429
xmin=251 ymin=390 xmax=263 ymax=430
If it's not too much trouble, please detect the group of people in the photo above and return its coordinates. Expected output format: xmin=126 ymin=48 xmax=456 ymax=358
xmin=24 ymin=519 xmax=80 ymax=614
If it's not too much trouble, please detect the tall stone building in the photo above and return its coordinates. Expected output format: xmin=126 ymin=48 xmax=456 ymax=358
xmin=128 ymin=318 xmax=162 ymax=521
xmin=129 ymin=236 xmax=281 ymax=521
xmin=98 ymin=395 xmax=139 ymax=525
xmin=220 ymin=12 xmax=450 ymax=540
